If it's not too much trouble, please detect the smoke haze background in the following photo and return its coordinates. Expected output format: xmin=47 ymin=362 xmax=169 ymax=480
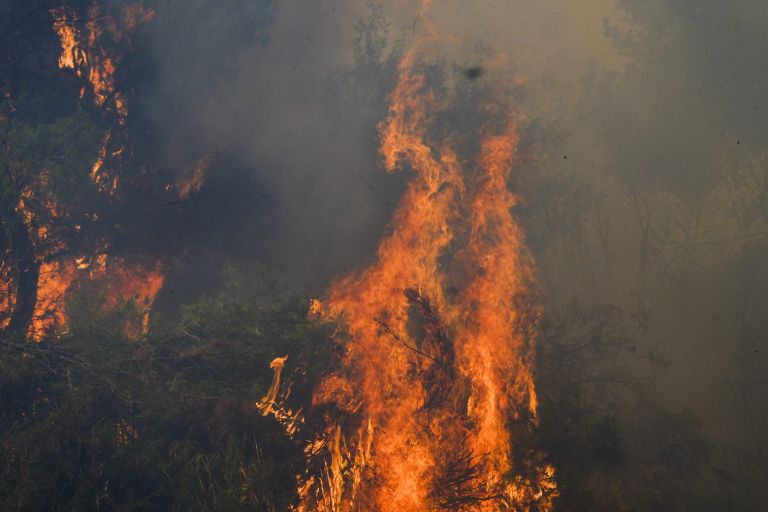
xmin=136 ymin=0 xmax=768 ymax=506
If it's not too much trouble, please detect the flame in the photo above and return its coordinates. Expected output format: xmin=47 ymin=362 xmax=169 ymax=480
xmin=22 ymin=257 xmax=163 ymax=342
xmin=0 ymin=261 xmax=15 ymax=330
xmin=12 ymin=184 xmax=76 ymax=341
xmin=90 ymin=130 xmax=109 ymax=189
xmin=51 ymin=1 xmax=153 ymax=118
xmin=51 ymin=4 xmax=112 ymax=108
xmin=0 ymin=5 xmax=161 ymax=341
xmin=257 ymin=356 xmax=305 ymax=436
xmin=177 ymin=154 xmax=212 ymax=199
xmin=292 ymin=8 xmax=556 ymax=511
xmin=258 ymin=356 xmax=289 ymax=415
xmin=452 ymin=122 xmax=552 ymax=505
xmin=11 ymin=192 xmax=163 ymax=341
xmin=51 ymin=1 xmax=154 ymax=194
xmin=51 ymin=7 xmax=85 ymax=70
xmin=96 ymin=258 xmax=165 ymax=339
xmin=20 ymin=254 xmax=163 ymax=341
xmin=15 ymin=184 xmax=68 ymax=266
xmin=28 ymin=261 xmax=76 ymax=341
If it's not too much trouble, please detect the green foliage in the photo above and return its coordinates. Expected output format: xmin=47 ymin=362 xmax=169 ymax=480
xmin=0 ymin=266 xmax=331 ymax=511
xmin=1 ymin=111 xmax=101 ymax=209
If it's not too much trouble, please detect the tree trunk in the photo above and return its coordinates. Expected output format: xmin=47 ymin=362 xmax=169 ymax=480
xmin=4 ymin=213 xmax=39 ymax=338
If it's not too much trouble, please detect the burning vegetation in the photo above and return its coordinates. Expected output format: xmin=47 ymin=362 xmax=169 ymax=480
xmin=245 ymin=6 xmax=556 ymax=508
xmin=52 ymin=0 xmax=154 ymax=196
xmin=51 ymin=1 xmax=153 ymax=119
xmin=293 ymin=50 xmax=556 ymax=510
xmin=3 ymin=1 xmax=557 ymax=509
xmin=4 ymin=1 xmax=558 ymax=507
xmin=0 ymin=1 xmax=163 ymax=343
xmin=2 ymin=1 xmax=756 ymax=511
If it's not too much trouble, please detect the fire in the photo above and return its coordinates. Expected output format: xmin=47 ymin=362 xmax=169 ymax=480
xmin=24 ymin=257 xmax=164 ymax=341
xmin=177 ymin=155 xmax=212 ymax=199
xmin=28 ymin=261 xmax=76 ymax=341
xmin=0 ymin=261 xmax=15 ymax=330
xmin=90 ymin=130 xmax=125 ymax=195
xmin=290 ymin=9 xmax=556 ymax=511
xmin=0 ymin=4 xmax=163 ymax=342
xmin=51 ymin=1 xmax=154 ymax=193
xmin=17 ymin=253 xmax=164 ymax=341
xmin=452 ymin=122 xmax=552 ymax=505
xmin=51 ymin=7 xmax=84 ymax=70
xmin=257 ymin=356 xmax=305 ymax=437
xmin=95 ymin=258 xmax=165 ymax=339
xmin=51 ymin=1 xmax=153 ymax=118
xmin=258 ymin=356 xmax=289 ymax=415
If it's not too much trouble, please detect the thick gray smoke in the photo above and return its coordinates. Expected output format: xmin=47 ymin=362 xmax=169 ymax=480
xmin=140 ymin=0 xmax=403 ymax=295
xmin=139 ymin=0 xmax=768 ymax=508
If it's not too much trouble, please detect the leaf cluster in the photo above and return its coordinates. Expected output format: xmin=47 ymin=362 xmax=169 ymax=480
xmin=0 ymin=265 xmax=331 ymax=511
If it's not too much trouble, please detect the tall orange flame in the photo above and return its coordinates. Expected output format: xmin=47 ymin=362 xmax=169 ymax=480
xmin=294 ymin=34 xmax=556 ymax=512
xmin=28 ymin=261 xmax=76 ymax=341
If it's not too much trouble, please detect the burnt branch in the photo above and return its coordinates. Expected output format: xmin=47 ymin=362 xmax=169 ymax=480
xmin=431 ymin=437 xmax=500 ymax=510
xmin=373 ymin=317 xmax=440 ymax=365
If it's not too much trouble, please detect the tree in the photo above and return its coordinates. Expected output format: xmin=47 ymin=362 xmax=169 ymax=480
xmin=0 ymin=264 xmax=332 ymax=511
xmin=0 ymin=0 xmax=106 ymax=337
xmin=537 ymin=300 xmax=710 ymax=511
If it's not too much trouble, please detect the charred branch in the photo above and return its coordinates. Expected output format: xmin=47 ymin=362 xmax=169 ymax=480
xmin=404 ymin=288 xmax=458 ymax=412
xmin=374 ymin=316 xmax=440 ymax=365
xmin=430 ymin=438 xmax=499 ymax=510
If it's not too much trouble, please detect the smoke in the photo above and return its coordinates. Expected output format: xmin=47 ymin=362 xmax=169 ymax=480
xmin=138 ymin=0 xmax=628 ymax=294
xmin=139 ymin=0 xmax=627 ymax=293
xmin=137 ymin=0 xmax=768 ymax=507
xmin=139 ymin=0 xmax=404 ymax=297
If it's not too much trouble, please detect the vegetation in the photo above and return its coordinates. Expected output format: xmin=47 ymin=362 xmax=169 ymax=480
xmin=1 ymin=1 xmax=765 ymax=511
xmin=0 ymin=266 xmax=330 ymax=511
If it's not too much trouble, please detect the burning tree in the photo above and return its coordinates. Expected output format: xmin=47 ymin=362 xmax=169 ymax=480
xmin=0 ymin=12 xmax=103 ymax=336
xmin=280 ymin=10 xmax=558 ymax=510
xmin=1 ymin=1 xmax=175 ymax=341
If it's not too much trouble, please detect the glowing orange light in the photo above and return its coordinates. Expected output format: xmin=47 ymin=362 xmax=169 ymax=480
xmin=291 ymin=8 xmax=556 ymax=511
xmin=98 ymin=258 xmax=165 ymax=339
xmin=0 ymin=264 xmax=15 ymax=330
xmin=28 ymin=261 xmax=76 ymax=341
xmin=177 ymin=155 xmax=212 ymax=199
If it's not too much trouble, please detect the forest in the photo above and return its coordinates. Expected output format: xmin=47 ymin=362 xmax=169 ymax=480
xmin=1 ymin=1 xmax=767 ymax=511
